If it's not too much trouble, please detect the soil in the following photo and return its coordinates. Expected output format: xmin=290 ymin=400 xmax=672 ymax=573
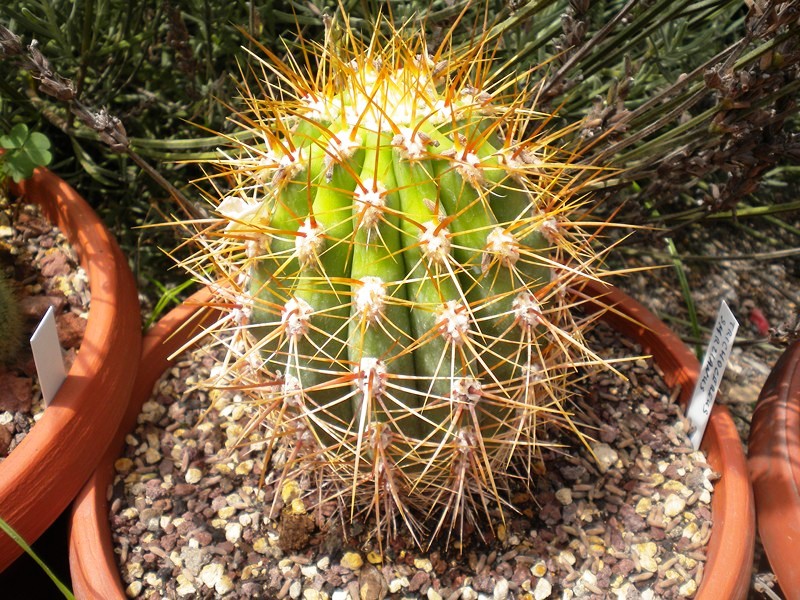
xmin=0 ymin=198 xmax=90 ymax=459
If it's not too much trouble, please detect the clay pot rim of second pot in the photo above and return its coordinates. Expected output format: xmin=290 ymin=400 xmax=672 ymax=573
xmin=0 ymin=167 xmax=141 ymax=571
xmin=748 ymin=339 xmax=800 ymax=596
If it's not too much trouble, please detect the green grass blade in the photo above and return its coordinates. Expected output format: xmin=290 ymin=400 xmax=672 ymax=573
xmin=665 ymin=236 xmax=702 ymax=358
xmin=0 ymin=517 xmax=75 ymax=600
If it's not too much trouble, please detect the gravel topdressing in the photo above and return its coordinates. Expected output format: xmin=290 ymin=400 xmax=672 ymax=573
xmin=109 ymin=321 xmax=716 ymax=600
xmin=0 ymin=200 xmax=89 ymax=459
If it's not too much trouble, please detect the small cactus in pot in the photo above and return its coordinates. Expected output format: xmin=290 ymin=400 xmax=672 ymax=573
xmin=187 ymin=19 xmax=618 ymax=546
xmin=0 ymin=272 xmax=23 ymax=364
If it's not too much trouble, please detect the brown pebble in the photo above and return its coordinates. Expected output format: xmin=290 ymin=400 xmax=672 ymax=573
xmin=56 ymin=311 xmax=87 ymax=349
xmin=173 ymin=483 xmax=196 ymax=496
xmin=407 ymin=570 xmax=430 ymax=592
xmin=0 ymin=374 xmax=33 ymax=413
xmin=359 ymin=563 xmax=388 ymax=599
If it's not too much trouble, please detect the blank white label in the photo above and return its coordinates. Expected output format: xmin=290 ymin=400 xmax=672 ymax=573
xmin=687 ymin=301 xmax=739 ymax=449
xmin=30 ymin=306 xmax=67 ymax=406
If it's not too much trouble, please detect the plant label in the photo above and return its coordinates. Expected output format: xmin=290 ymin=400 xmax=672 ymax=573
xmin=687 ymin=301 xmax=739 ymax=449
xmin=30 ymin=306 xmax=67 ymax=407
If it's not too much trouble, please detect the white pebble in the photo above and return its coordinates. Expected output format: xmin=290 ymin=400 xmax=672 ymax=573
xmin=461 ymin=587 xmax=478 ymax=600
xmin=185 ymin=468 xmax=202 ymax=484
xmin=301 ymin=564 xmax=319 ymax=578
xmin=225 ymin=522 xmax=242 ymax=543
xmin=414 ymin=557 xmax=433 ymax=572
xmin=199 ymin=563 xmax=223 ymax=588
xmin=664 ymin=493 xmax=687 ymax=517
xmin=592 ymin=443 xmax=619 ymax=473
xmin=390 ymin=577 xmax=409 ymax=593
xmin=639 ymin=555 xmax=659 ymax=573
xmin=215 ymin=575 xmax=234 ymax=596
xmin=175 ymin=575 xmax=196 ymax=597
xmin=533 ymin=577 xmax=552 ymax=600
xmin=493 ymin=578 xmax=510 ymax=600
xmin=125 ymin=562 xmax=144 ymax=579
xmin=558 ymin=550 xmax=576 ymax=566
xmin=679 ymin=579 xmax=698 ymax=597
xmin=125 ymin=581 xmax=142 ymax=598
xmin=633 ymin=541 xmax=657 ymax=558
xmin=531 ymin=561 xmax=547 ymax=577
xmin=290 ymin=580 xmax=302 ymax=599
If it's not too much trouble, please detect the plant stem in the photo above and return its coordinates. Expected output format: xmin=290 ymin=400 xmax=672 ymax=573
xmin=0 ymin=517 xmax=75 ymax=600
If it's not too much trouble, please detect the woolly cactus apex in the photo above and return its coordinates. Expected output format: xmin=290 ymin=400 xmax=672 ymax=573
xmin=187 ymin=17 xmax=618 ymax=546
xmin=0 ymin=273 xmax=23 ymax=364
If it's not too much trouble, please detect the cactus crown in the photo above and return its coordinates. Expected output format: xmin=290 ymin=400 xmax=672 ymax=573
xmin=186 ymin=16 xmax=618 ymax=548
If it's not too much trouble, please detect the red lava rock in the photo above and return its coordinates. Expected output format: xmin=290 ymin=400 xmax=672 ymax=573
xmin=173 ymin=483 xmax=196 ymax=496
xmin=175 ymin=519 xmax=194 ymax=535
xmin=618 ymin=503 xmax=647 ymax=533
xmin=472 ymin=572 xmax=495 ymax=592
xmin=0 ymin=374 xmax=33 ymax=413
xmin=599 ymin=423 xmax=619 ymax=443
xmin=614 ymin=557 xmax=635 ymax=577
xmin=18 ymin=295 xmax=67 ymax=320
xmin=512 ymin=563 xmax=531 ymax=586
xmin=538 ymin=500 xmax=562 ymax=525
xmin=15 ymin=212 xmax=48 ymax=235
xmin=56 ymin=312 xmax=87 ymax=349
xmin=432 ymin=554 xmax=447 ymax=575
xmin=595 ymin=565 xmax=612 ymax=588
xmin=407 ymin=570 xmax=430 ymax=592
xmin=39 ymin=250 xmax=70 ymax=278
xmin=0 ymin=425 xmax=13 ymax=455
xmin=191 ymin=530 xmax=213 ymax=546
xmin=145 ymin=479 xmax=169 ymax=500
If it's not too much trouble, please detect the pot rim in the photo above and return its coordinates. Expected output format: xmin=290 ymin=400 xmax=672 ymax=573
xmin=748 ymin=339 xmax=800 ymax=595
xmin=69 ymin=281 xmax=754 ymax=599
xmin=0 ymin=168 xmax=141 ymax=571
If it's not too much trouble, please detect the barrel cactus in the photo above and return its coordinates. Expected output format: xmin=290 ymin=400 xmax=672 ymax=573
xmin=190 ymin=20 xmax=615 ymax=546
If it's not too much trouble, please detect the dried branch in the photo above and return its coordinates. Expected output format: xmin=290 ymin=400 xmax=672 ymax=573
xmin=0 ymin=23 xmax=208 ymax=221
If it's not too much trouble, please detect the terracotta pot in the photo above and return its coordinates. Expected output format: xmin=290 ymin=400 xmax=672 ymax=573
xmin=748 ymin=339 xmax=800 ymax=598
xmin=68 ymin=282 xmax=754 ymax=599
xmin=0 ymin=168 xmax=141 ymax=570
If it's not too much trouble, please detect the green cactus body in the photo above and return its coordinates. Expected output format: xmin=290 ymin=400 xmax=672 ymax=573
xmin=200 ymin=26 xmax=606 ymax=543
xmin=0 ymin=273 xmax=23 ymax=364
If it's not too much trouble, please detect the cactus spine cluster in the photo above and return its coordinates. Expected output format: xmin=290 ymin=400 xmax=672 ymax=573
xmin=190 ymin=20 xmax=614 ymax=545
